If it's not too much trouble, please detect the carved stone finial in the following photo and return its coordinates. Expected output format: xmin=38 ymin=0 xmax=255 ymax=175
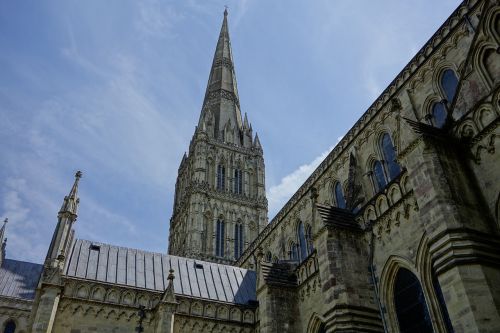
xmin=168 ymin=268 xmax=175 ymax=281
xmin=2 ymin=218 xmax=7 ymax=225
xmin=75 ymin=170 xmax=83 ymax=179
xmin=161 ymin=268 xmax=177 ymax=304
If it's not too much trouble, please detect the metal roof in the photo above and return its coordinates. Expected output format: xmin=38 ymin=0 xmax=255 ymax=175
xmin=0 ymin=259 xmax=43 ymax=300
xmin=65 ymin=239 xmax=257 ymax=305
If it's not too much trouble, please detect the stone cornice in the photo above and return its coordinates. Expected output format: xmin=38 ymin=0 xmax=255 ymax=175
xmin=199 ymin=137 xmax=263 ymax=156
xmin=62 ymin=277 xmax=257 ymax=309
xmin=189 ymin=181 xmax=267 ymax=207
xmin=429 ymin=228 xmax=500 ymax=275
xmin=0 ymin=295 xmax=33 ymax=308
xmin=237 ymin=0 xmax=479 ymax=267
xmin=171 ymin=180 xmax=267 ymax=222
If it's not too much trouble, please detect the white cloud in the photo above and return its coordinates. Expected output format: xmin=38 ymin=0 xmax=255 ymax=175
xmin=267 ymin=145 xmax=334 ymax=219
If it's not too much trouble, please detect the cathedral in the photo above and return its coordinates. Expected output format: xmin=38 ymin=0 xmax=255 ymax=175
xmin=0 ymin=0 xmax=499 ymax=332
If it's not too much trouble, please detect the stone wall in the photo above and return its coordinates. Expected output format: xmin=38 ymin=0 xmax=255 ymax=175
xmin=239 ymin=1 xmax=500 ymax=332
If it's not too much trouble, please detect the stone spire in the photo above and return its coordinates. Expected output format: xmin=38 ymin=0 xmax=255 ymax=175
xmin=198 ymin=8 xmax=243 ymax=141
xmin=46 ymin=171 xmax=82 ymax=267
xmin=59 ymin=170 xmax=82 ymax=216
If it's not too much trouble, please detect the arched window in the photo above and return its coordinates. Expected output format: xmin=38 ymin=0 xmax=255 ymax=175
xmin=234 ymin=169 xmax=243 ymax=194
xmin=290 ymin=242 xmax=298 ymax=260
xmin=394 ymin=268 xmax=433 ymax=333
xmin=215 ymin=219 xmax=225 ymax=257
xmin=306 ymin=224 xmax=314 ymax=253
xmin=266 ymin=251 xmax=272 ymax=262
xmin=373 ymin=160 xmax=387 ymax=193
xmin=297 ymin=222 xmax=308 ymax=261
xmin=217 ymin=165 xmax=225 ymax=190
xmin=234 ymin=223 xmax=244 ymax=259
xmin=381 ymin=133 xmax=400 ymax=181
xmin=4 ymin=320 xmax=15 ymax=333
xmin=334 ymin=182 xmax=346 ymax=209
xmin=432 ymin=102 xmax=447 ymax=128
xmin=440 ymin=69 xmax=459 ymax=103
xmin=318 ymin=323 xmax=326 ymax=333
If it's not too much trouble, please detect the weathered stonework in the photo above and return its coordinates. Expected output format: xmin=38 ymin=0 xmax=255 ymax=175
xmin=0 ymin=1 xmax=498 ymax=333
xmin=167 ymin=10 xmax=267 ymax=265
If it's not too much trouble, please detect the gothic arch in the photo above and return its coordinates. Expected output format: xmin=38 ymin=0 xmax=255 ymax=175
xmin=387 ymin=183 xmax=402 ymax=205
xmin=375 ymin=195 xmax=389 ymax=216
xmin=372 ymin=127 xmax=392 ymax=158
xmin=481 ymin=4 xmax=500 ymax=44
xmin=457 ymin=119 xmax=479 ymax=140
xmin=106 ymin=289 xmax=119 ymax=303
xmin=75 ymin=284 xmax=90 ymax=299
xmin=91 ymin=285 xmax=106 ymax=301
xmin=473 ymin=103 xmax=497 ymax=130
xmin=416 ymin=233 xmax=454 ymax=332
xmin=475 ymin=42 xmax=500 ymax=88
xmin=379 ymin=255 xmax=418 ymax=332
xmin=369 ymin=158 xmax=387 ymax=196
xmin=1 ymin=318 xmax=19 ymax=333
xmin=306 ymin=312 xmax=326 ymax=333
xmin=422 ymin=94 xmax=442 ymax=124
xmin=363 ymin=205 xmax=377 ymax=223
xmin=400 ymin=174 xmax=410 ymax=194
xmin=432 ymin=62 xmax=460 ymax=101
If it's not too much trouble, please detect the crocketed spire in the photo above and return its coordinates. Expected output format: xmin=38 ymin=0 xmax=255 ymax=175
xmin=59 ymin=171 xmax=82 ymax=216
xmin=198 ymin=9 xmax=243 ymax=141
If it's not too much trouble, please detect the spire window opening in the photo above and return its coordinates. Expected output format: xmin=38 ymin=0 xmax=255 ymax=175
xmin=217 ymin=165 xmax=226 ymax=191
xmin=216 ymin=219 xmax=225 ymax=257
xmin=234 ymin=223 xmax=244 ymax=259
xmin=234 ymin=169 xmax=243 ymax=195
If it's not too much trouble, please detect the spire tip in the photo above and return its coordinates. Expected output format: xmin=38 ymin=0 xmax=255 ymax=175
xmin=224 ymin=5 xmax=228 ymax=16
xmin=75 ymin=171 xmax=82 ymax=179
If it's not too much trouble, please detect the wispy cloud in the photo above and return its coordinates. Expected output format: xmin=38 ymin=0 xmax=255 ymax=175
xmin=267 ymin=145 xmax=334 ymax=219
xmin=135 ymin=0 xmax=184 ymax=39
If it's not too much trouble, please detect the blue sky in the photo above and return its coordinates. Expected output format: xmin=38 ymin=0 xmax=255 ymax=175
xmin=0 ymin=0 xmax=461 ymax=263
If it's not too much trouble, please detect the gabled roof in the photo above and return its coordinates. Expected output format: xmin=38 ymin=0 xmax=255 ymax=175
xmin=65 ymin=239 xmax=257 ymax=305
xmin=0 ymin=259 xmax=43 ymax=300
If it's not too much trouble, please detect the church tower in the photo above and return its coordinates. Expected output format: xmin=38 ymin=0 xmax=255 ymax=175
xmin=168 ymin=9 xmax=267 ymax=264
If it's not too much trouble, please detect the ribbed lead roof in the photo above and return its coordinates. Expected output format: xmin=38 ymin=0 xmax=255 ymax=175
xmin=0 ymin=259 xmax=43 ymax=300
xmin=65 ymin=239 xmax=256 ymax=305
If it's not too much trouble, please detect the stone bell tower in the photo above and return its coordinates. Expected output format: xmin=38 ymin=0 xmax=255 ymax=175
xmin=168 ymin=9 xmax=267 ymax=265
